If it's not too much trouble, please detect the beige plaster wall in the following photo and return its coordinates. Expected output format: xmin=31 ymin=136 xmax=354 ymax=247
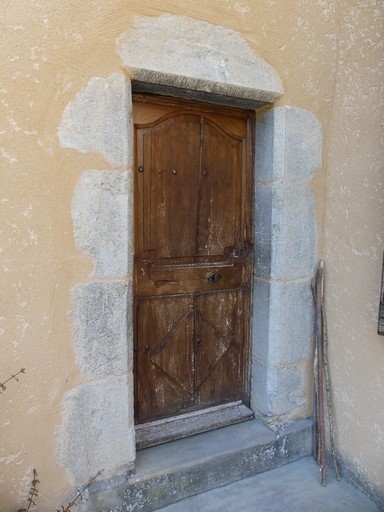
xmin=324 ymin=0 xmax=384 ymax=500
xmin=0 ymin=1 xmax=382 ymax=510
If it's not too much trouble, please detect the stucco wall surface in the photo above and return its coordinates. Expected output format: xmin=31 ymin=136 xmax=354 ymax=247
xmin=324 ymin=0 xmax=384 ymax=504
xmin=0 ymin=1 xmax=382 ymax=510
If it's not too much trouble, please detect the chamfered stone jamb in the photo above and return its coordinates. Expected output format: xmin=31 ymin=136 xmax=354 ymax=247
xmin=255 ymin=106 xmax=322 ymax=182
xmin=253 ymin=105 xmax=322 ymax=426
xmin=250 ymin=360 xmax=308 ymax=420
xmin=254 ymin=182 xmax=317 ymax=281
xmin=252 ymin=279 xmax=314 ymax=366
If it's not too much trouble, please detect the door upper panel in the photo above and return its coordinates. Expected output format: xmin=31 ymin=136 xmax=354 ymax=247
xmin=140 ymin=114 xmax=201 ymax=260
xmin=134 ymin=97 xmax=251 ymax=267
xmin=197 ymin=119 xmax=243 ymax=258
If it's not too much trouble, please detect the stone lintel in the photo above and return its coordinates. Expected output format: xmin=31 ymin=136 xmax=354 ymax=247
xmin=130 ymin=70 xmax=278 ymax=106
xmin=118 ymin=14 xmax=283 ymax=106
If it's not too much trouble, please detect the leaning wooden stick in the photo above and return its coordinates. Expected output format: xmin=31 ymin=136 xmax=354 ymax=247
xmin=315 ymin=260 xmax=326 ymax=485
xmin=322 ymin=276 xmax=340 ymax=480
xmin=312 ymin=277 xmax=319 ymax=463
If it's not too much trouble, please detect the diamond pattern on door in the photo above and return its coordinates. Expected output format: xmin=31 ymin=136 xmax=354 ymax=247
xmin=152 ymin=307 xmax=195 ymax=395
xmin=195 ymin=291 xmax=243 ymax=405
xmin=136 ymin=295 xmax=195 ymax=423
xmin=194 ymin=308 xmax=231 ymax=388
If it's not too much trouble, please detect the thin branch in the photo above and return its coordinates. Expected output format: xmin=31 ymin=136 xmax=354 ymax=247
xmin=0 ymin=368 xmax=26 ymax=393
xmin=17 ymin=468 xmax=39 ymax=512
xmin=57 ymin=470 xmax=103 ymax=512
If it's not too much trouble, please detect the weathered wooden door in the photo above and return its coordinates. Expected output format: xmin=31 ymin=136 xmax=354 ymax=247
xmin=133 ymin=94 xmax=254 ymax=448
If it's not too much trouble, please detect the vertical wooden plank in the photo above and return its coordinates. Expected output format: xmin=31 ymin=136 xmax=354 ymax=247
xmin=140 ymin=114 xmax=201 ymax=260
xmin=197 ymin=118 xmax=243 ymax=258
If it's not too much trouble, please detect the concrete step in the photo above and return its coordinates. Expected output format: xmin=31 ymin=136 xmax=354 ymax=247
xmin=155 ymin=457 xmax=382 ymax=512
xmin=86 ymin=418 xmax=312 ymax=512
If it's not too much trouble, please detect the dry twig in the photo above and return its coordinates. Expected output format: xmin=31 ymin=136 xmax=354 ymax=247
xmin=17 ymin=468 xmax=39 ymax=512
xmin=0 ymin=368 xmax=26 ymax=393
xmin=57 ymin=470 xmax=103 ymax=511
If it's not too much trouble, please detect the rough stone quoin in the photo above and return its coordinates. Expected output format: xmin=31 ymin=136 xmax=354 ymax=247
xmin=255 ymin=106 xmax=322 ymax=183
xmin=58 ymin=73 xmax=131 ymax=168
xmin=56 ymin=376 xmax=135 ymax=485
xmin=71 ymin=170 xmax=132 ymax=278
xmin=70 ymin=281 xmax=132 ymax=381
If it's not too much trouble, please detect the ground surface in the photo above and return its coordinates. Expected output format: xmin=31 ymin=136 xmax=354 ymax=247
xmin=156 ymin=457 xmax=382 ymax=511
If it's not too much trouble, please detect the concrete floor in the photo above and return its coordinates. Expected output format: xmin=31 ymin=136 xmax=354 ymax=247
xmin=156 ymin=457 xmax=382 ymax=512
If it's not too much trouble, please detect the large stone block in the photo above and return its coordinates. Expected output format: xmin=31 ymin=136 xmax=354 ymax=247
xmin=254 ymin=182 xmax=317 ymax=280
xmin=256 ymin=106 xmax=322 ymax=182
xmin=56 ymin=376 xmax=135 ymax=485
xmin=250 ymin=361 xmax=307 ymax=420
xmin=72 ymin=170 xmax=133 ymax=278
xmin=58 ymin=73 xmax=131 ymax=168
xmin=70 ymin=281 xmax=132 ymax=381
xmin=253 ymin=279 xmax=314 ymax=365
xmin=117 ymin=15 xmax=283 ymax=104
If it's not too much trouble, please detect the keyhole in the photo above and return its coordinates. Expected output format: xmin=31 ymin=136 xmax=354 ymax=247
xmin=206 ymin=273 xmax=222 ymax=283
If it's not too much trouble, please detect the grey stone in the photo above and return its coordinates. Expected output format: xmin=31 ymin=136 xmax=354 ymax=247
xmin=71 ymin=170 xmax=132 ymax=278
xmin=255 ymin=106 xmax=285 ymax=182
xmin=254 ymin=182 xmax=317 ymax=280
xmin=250 ymin=361 xmax=307 ymax=419
xmin=284 ymin=106 xmax=322 ymax=181
xmin=253 ymin=279 xmax=314 ymax=365
xmin=58 ymin=73 xmax=130 ymax=168
xmin=256 ymin=106 xmax=322 ymax=182
xmin=56 ymin=376 xmax=135 ymax=485
xmin=117 ymin=15 xmax=283 ymax=104
xmin=70 ymin=281 xmax=132 ymax=381
xmin=84 ymin=419 xmax=312 ymax=512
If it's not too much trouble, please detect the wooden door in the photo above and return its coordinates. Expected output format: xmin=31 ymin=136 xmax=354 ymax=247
xmin=133 ymin=94 xmax=254 ymax=448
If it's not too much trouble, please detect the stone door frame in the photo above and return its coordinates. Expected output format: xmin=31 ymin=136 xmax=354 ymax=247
xmin=56 ymin=14 xmax=322 ymax=486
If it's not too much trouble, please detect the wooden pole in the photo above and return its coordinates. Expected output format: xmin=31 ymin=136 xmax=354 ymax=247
xmin=315 ymin=260 xmax=326 ymax=485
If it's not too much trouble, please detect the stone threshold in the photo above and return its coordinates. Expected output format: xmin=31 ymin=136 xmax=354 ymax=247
xmin=84 ymin=418 xmax=313 ymax=512
xmin=136 ymin=401 xmax=254 ymax=449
